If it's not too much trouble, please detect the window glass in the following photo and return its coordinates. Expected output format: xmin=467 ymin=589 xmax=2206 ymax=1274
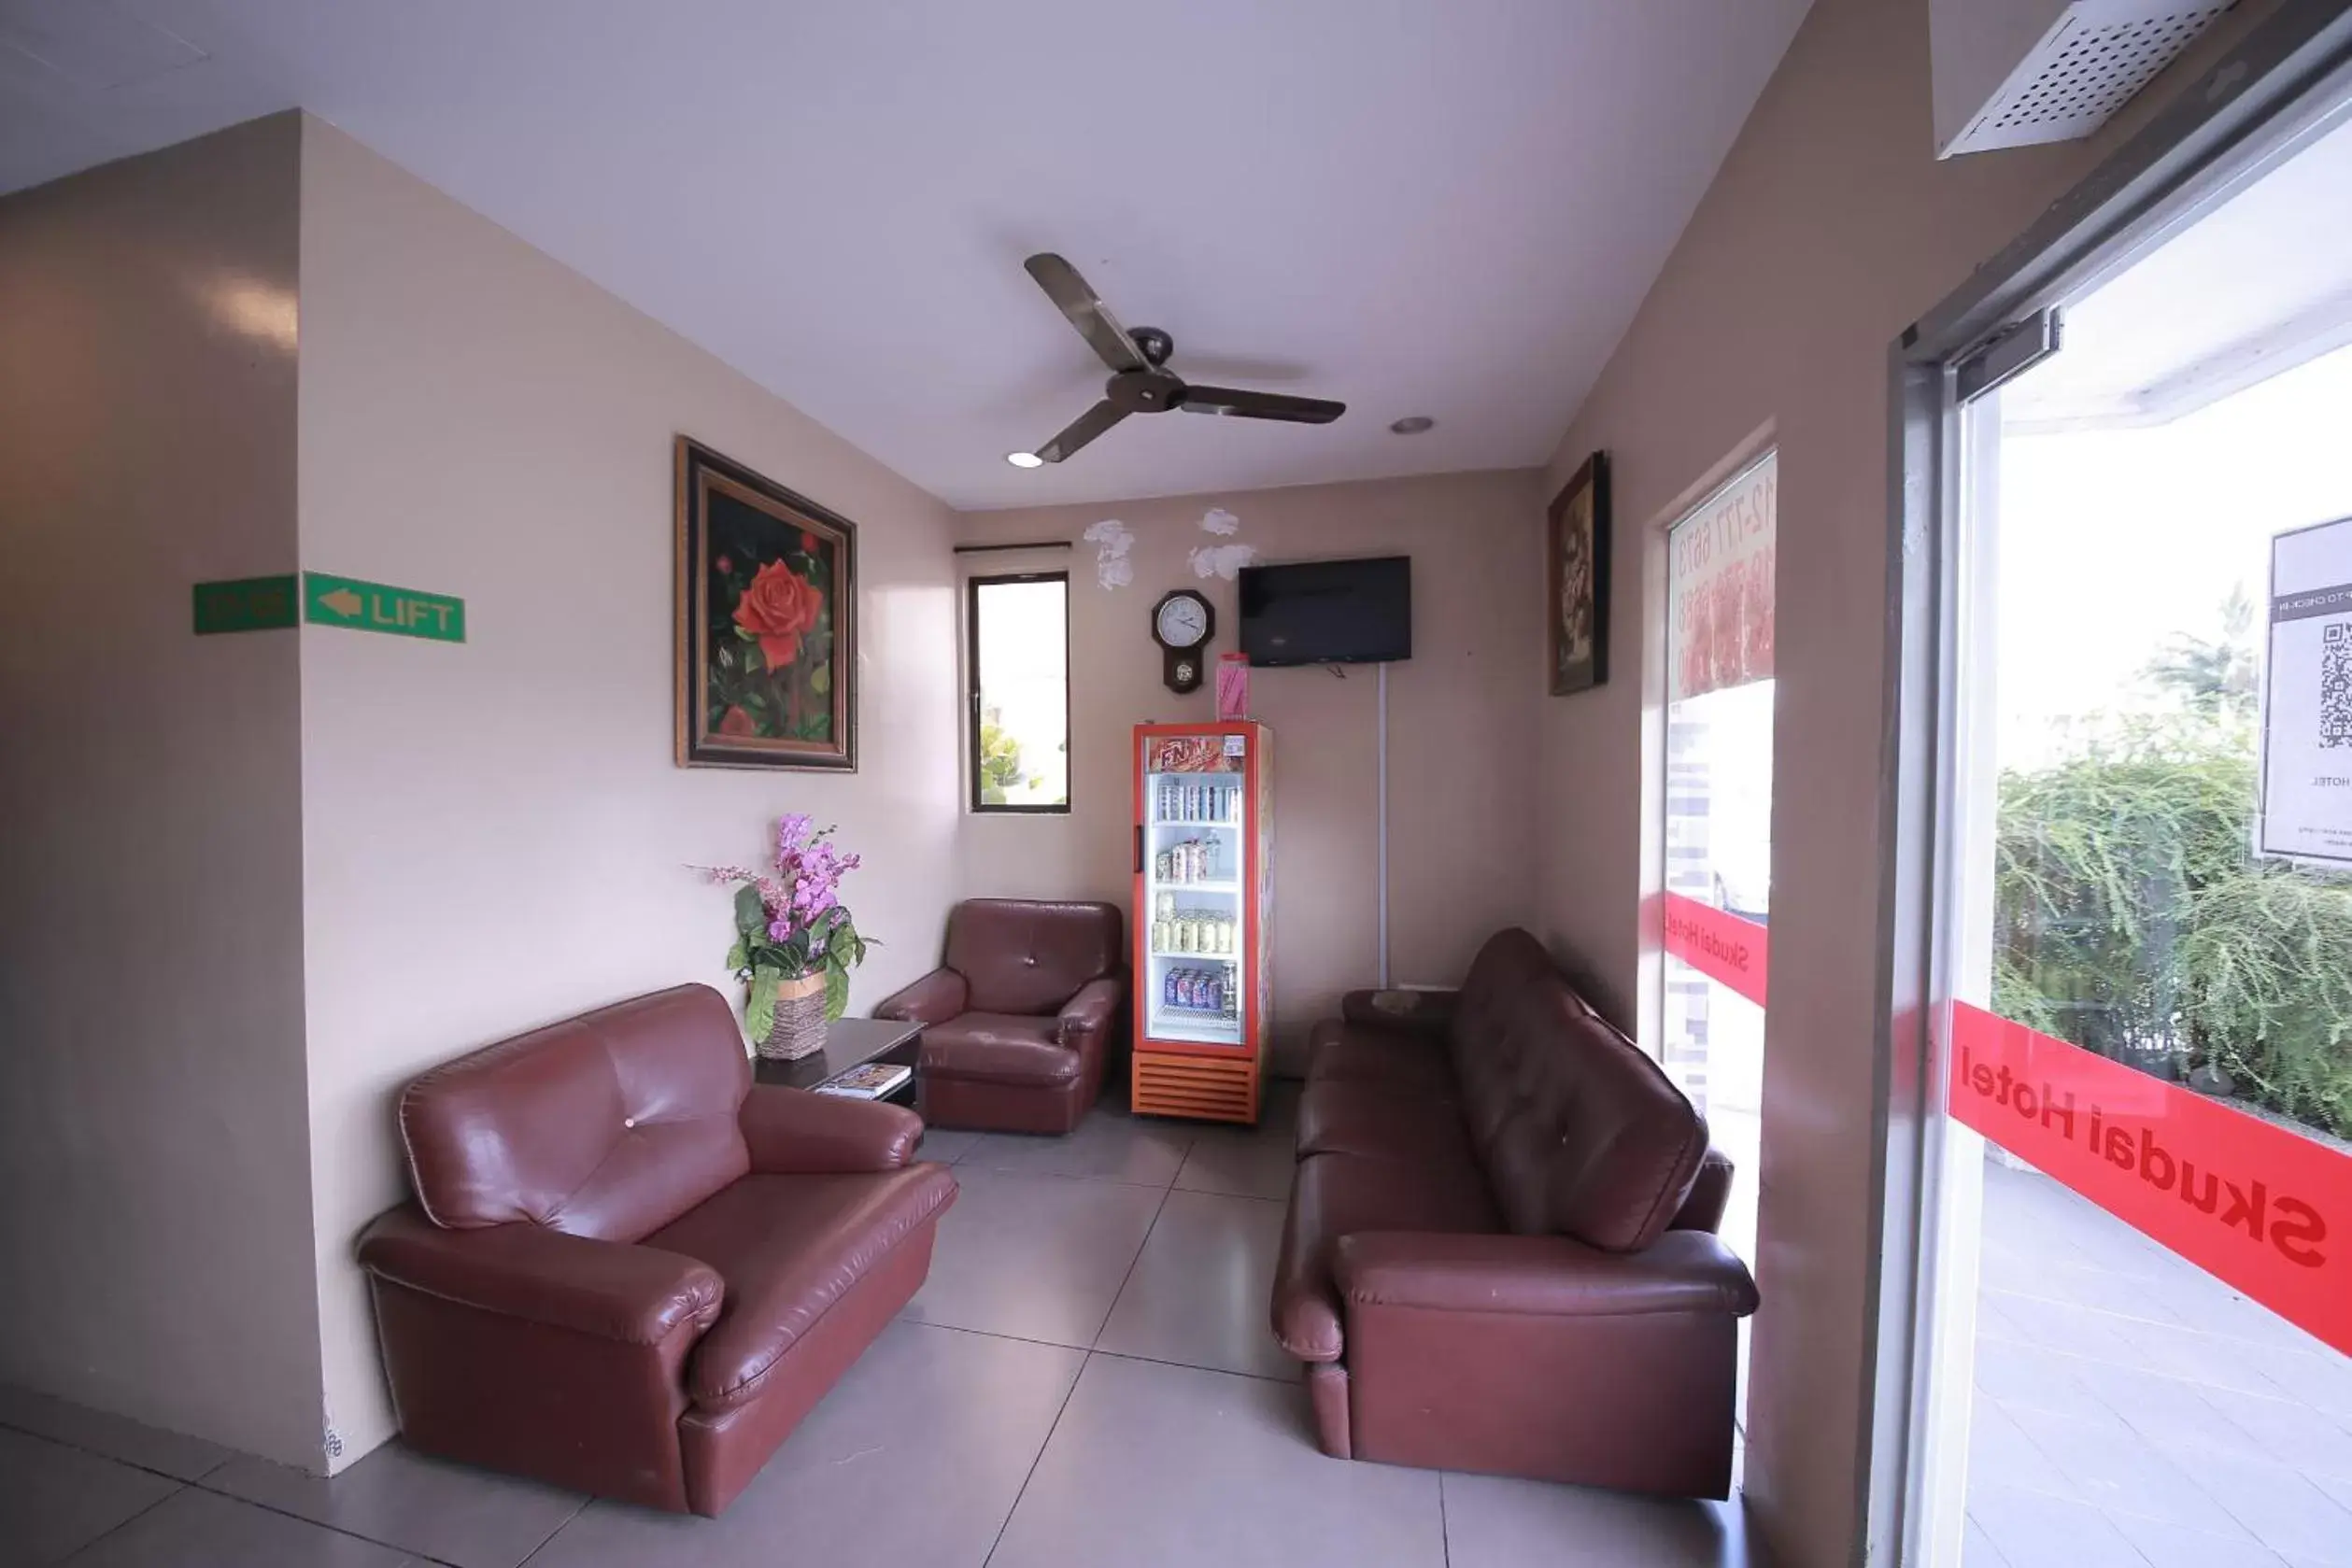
xmin=970 ymin=573 xmax=1070 ymax=812
xmin=1659 ymin=450 xmax=1777 ymax=1282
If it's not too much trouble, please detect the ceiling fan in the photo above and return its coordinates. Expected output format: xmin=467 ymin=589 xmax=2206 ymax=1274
xmin=1013 ymin=252 xmax=1345 ymax=465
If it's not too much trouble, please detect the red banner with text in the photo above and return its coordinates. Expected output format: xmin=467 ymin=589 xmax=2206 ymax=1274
xmin=1656 ymin=888 xmax=2352 ymax=1351
xmin=1661 ymin=891 xmax=1768 ymax=1007
xmin=1950 ymin=1002 xmax=2352 ymax=1357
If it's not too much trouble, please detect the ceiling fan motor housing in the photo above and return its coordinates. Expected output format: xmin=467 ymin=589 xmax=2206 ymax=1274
xmin=1131 ymin=326 xmax=1175 ymax=365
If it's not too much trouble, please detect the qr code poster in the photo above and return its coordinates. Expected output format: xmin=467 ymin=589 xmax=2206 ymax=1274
xmin=2258 ymin=515 xmax=2352 ymax=864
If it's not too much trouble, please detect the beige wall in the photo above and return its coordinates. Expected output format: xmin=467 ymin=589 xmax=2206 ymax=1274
xmin=1530 ymin=1 xmax=2278 ymax=1561
xmin=294 ymin=120 xmax=964 ymax=1465
xmin=0 ymin=117 xmax=325 ymax=1465
xmin=957 ymin=471 xmax=1543 ymax=1061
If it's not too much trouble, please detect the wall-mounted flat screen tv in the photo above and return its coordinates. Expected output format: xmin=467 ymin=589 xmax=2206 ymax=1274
xmin=1238 ymin=556 xmax=1411 ymax=666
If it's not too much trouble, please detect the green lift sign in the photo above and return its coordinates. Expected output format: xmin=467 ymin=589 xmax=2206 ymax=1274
xmin=303 ymin=572 xmax=465 ymax=643
xmin=192 ymin=574 xmax=300 ymax=635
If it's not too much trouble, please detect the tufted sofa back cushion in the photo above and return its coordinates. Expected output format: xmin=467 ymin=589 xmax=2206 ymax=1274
xmin=397 ymin=983 xmax=752 ymax=1241
xmin=1448 ymin=930 xmax=1710 ymax=1253
xmin=946 ymin=898 xmax=1124 ymax=1016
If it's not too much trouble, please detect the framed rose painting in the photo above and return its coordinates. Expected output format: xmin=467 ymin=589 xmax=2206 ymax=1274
xmin=674 ymin=437 xmax=858 ymax=770
xmin=1547 ymin=450 xmax=1612 ymax=697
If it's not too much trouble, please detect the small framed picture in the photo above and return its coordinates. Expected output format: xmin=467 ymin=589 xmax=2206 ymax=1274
xmin=674 ymin=437 xmax=857 ymax=770
xmin=1548 ymin=451 xmax=1612 ymax=696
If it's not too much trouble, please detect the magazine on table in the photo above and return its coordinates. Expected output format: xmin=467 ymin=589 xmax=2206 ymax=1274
xmin=816 ymin=1062 xmax=912 ymax=1100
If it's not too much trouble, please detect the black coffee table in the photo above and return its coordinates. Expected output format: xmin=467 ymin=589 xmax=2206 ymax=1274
xmin=752 ymin=1016 xmax=923 ymax=1109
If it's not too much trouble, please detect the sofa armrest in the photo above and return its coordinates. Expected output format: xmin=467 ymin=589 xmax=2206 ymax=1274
xmin=1333 ymin=1229 xmax=1758 ymax=1319
xmin=1671 ymin=1149 xmax=1736 ymax=1234
xmin=357 ymin=1206 xmax=724 ymax=1345
xmin=739 ymin=1083 xmax=924 ymax=1173
xmin=1057 ymin=975 xmax=1125 ymax=1049
xmin=873 ymin=968 xmax=969 ymax=1025
xmin=1338 ymin=987 xmax=1458 ymax=1037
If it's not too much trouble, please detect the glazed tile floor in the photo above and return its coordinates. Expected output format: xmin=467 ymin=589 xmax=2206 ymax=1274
xmin=0 ymin=1081 xmax=1762 ymax=1567
xmin=1964 ymin=1156 xmax=2352 ymax=1568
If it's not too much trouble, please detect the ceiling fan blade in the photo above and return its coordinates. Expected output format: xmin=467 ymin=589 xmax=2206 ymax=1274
xmin=1024 ymin=253 xmax=1146 ymax=374
xmin=1177 ymin=386 xmax=1346 ymax=424
xmin=1033 ymin=400 xmax=1129 ymax=464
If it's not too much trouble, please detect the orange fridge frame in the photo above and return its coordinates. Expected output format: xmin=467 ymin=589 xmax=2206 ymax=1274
xmin=1128 ymin=721 xmax=1271 ymax=1123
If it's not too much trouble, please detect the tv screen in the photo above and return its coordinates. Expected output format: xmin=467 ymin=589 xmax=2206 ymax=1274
xmin=1239 ymin=556 xmax=1411 ymax=666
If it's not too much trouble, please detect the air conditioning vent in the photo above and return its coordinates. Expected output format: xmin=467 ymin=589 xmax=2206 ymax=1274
xmin=1938 ymin=2 xmax=2232 ymax=158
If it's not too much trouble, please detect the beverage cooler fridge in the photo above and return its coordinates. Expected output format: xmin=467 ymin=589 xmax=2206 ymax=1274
xmin=1130 ymin=722 xmax=1271 ymax=1124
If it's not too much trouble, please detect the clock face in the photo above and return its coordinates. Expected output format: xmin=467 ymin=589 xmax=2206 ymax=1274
xmin=1155 ymin=593 xmax=1210 ymax=649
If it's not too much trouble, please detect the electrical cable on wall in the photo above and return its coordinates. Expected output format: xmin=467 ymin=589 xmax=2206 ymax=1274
xmin=1377 ymin=660 xmax=1390 ymax=988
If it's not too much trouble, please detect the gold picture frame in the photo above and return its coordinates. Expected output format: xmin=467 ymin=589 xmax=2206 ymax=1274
xmin=673 ymin=436 xmax=858 ymax=770
xmin=1548 ymin=451 xmax=1612 ymax=696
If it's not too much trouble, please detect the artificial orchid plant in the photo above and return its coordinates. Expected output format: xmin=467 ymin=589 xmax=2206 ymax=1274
xmin=702 ymin=813 xmax=873 ymax=1039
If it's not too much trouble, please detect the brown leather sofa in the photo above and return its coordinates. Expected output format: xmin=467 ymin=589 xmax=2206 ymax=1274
xmin=1272 ymin=929 xmax=1758 ymax=1498
xmin=873 ymin=898 xmax=1126 ymax=1135
xmin=357 ymin=983 xmax=956 ymax=1517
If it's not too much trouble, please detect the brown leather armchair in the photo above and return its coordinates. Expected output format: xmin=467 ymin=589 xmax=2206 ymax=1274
xmin=874 ymin=898 xmax=1126 ymax=1135
xmin=1273 ymin=930 xmax=1758 ymax=1498
xmin=357 ymin=984 xmax=956 ymax=1517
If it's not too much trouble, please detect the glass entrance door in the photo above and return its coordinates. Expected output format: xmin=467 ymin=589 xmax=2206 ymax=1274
xmin=1904 ymin=87 xmax=2352 ymax=1568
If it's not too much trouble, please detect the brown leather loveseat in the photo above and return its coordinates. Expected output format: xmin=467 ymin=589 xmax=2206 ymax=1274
xmin=357 ymin=983 xmax=956 ymax=1516
xmin=1272 ymin=929 xmax=1758 ymax=1498
xmin=874 ymin=898 xmax=1126 ymax=1135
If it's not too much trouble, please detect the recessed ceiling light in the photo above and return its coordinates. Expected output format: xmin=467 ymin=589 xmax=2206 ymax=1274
xmin=1389 ymin=416 xmax=1435 ymax=435
xmin=1006 ymin=451 xmax=1044 ymax=468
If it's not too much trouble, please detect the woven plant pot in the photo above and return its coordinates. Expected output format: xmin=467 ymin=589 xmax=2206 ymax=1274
xmin=757 ymin=971 xmax=829 ymax=1061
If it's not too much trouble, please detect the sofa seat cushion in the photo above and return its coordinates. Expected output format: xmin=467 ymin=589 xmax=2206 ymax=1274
xmin=1305 ymin=1021 xmax=1457 ymax=1097
xmin=919 ymin=1014 xmax=1080 ymax=1087
xmin=1296 ymin=1079 xmax=1475 ymax=1166
xmin=647 ymin=1166 xmax=957 ymax=1414
xmin=1271 ymin=1150 xmax=1500 ymax=1363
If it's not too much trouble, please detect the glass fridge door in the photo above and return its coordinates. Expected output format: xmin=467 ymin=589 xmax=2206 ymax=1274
xmin=1139 ymin=731 xmax=1249 ymax=1049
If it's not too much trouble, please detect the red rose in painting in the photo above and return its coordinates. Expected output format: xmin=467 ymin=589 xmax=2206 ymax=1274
xmin=734 ymin=558 xmax=823 ymax=670
xmin=800 ymin=530 xmax=820 ymax=553
xmin=718 ymin=705 xmax=757 ymax=737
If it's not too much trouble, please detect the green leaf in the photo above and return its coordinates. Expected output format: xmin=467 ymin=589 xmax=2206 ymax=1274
xmin=724 ymin=938 xmax=748 ymax=973
xmin=744 ymin=968 xmax=779 ymax=1041
xmin=824 ymin=962 xmax=850 ymax=1022
xmin=733 ymin=883 xmax=769 ymax=940
xmin=810 ymin=664 xmax=830 ymax=696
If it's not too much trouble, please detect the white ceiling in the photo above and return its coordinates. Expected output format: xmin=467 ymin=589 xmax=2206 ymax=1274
xmin=0 ymin=0 xmax=1813 ymax=510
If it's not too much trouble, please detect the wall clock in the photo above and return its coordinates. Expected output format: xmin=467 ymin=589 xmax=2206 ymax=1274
xmin=1152 ymin=588 xmax=1215 ymax=694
